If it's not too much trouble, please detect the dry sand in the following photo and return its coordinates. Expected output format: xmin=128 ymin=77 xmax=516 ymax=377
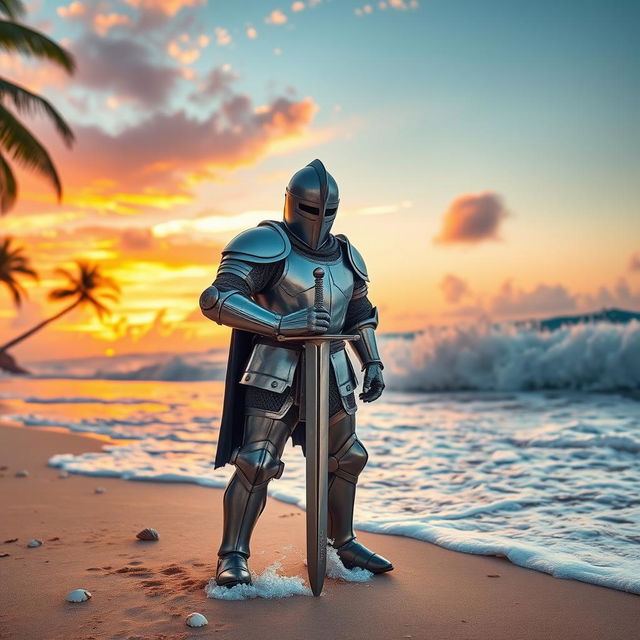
xmin=0 ymin=424 xmax=638 ymax=640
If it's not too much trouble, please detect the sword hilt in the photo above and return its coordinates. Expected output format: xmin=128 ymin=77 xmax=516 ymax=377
xmin=313 ymin=267 xmax=325 ymax=310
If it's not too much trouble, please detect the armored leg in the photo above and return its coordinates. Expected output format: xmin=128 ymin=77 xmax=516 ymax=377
xmin=327 ymin=410 xmax=393 ymax=574
xmin=216 ymin=410 xmax=294 ymax=587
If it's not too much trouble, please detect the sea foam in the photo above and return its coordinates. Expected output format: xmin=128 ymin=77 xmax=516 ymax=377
xmin=382 ymin=320 xmax=640 ymax=392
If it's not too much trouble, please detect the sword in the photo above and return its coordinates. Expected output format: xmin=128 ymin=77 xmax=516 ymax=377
xmin=277 ymin=267 xmax=359 ymax=596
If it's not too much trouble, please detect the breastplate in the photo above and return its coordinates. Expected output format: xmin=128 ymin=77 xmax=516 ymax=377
xmin=254 ymin=245 xmax=354 ymax=333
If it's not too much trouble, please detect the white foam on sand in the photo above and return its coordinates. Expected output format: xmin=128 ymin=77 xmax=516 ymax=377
xmin=205 ymin=545 xmax=373 ymax=600
xmin=325 ymin=544 xmax=373 ymax=582
xmin=205 ymin=561 xmax=312 ymax=600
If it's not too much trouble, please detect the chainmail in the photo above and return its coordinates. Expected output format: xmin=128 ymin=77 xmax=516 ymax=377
xmin=245 ymin=366 xmax=355 ymax=416
xmin=286 ymin=228 xmax=342 ymax=262
xmin=245 ymin=385 xmax=290 ymax=412
xmin=213 ymin=263 xmax=283 ymax=296
xmin=344 ymin=283 xmax=373 ymax=329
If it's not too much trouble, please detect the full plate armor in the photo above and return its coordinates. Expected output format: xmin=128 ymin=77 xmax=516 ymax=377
xmin=200 ymin=160 xmax=392 ymax=587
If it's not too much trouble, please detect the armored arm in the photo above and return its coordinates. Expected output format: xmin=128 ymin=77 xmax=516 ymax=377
xmin=199 ymin=222 xmax=329 ymax=336
xmin=346 ymin=304 xmax=383 ymax=370
xmin=338 ymin=233 xmax=385 ymax=402
xmin=200 ymin=280 xmax=280 ymax=337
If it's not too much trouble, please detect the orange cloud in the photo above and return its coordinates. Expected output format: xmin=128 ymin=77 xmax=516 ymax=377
xmin=57 ymin=1 xmax=86 ymax=17
xmin=122 ymin=0 xmax=204 ymax=17
xmin=93 ymin=12 xmax=131 ymax=36
xmin=28 ymin=90 xmax=319 ymax=214
xmin=434 ymin=192 xmax=509 ymax=245
xmin=266 ymin=9 xmax=288 ymax=24
xmin=214 ymin=26 xmax=232 ymax=46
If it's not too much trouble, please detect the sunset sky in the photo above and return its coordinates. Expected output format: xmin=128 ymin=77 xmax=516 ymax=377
xmin=1 ymin=0 xmax=639 ymax=362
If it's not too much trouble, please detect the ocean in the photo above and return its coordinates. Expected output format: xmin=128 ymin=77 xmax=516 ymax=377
xmin=2 ymin=321 xmax=639 ymax=595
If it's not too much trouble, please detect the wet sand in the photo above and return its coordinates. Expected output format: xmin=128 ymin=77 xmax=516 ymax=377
xmin=0 ymin=424 xmax=637 ymax=640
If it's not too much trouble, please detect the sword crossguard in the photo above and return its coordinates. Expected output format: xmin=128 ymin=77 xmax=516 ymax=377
xmin=313 ymin=267 xmax=325 ymax=310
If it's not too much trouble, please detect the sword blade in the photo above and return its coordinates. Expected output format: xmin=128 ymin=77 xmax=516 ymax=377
xmin=305 ymin=339 xmax=330 ymax=597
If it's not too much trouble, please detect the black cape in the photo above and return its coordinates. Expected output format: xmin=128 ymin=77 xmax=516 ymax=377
xmin=214 ymin=329 xmax=253 ymax=468
xmin=213 ymin=329 xmax=306 ymax=468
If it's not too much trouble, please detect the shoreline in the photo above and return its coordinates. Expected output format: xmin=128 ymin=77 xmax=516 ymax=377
xmin=1 ymin=424 xmax=638 ymax=640
xmin=19 ymin=417 xmax=640 ymax=597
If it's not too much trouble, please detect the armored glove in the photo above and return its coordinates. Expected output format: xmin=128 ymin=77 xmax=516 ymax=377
xmin=278 ymin=306 xmax=330 ymax=336
xmin=359 ymin=362 xmax=385 ymax=403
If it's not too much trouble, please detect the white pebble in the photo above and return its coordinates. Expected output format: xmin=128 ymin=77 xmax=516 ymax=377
xmin=66 ymin=589 xmax=92 ymax=603
xmin=27 ymin=539 xmax=43 ymax=548
xmin=94 ymin=487 xmax=106 ymax=494
xmin=186 ymin=612 xmax=208 ymax=628
xmin=15 ymin=469 xmax=28 ymax=478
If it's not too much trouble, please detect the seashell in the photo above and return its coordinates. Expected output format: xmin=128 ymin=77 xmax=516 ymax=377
xmin=136 ymin=528 xmax=159 ymax=541
xmin=66 ymin=589 xmax=92 ymax=603
xmin=186 ymin=612 xmax=208 ymax=628
xmin=94 ymin=487 xmax=106 ymax=494
xmin=27 ymin=539 xmax=43 ymax=548
xmin=15 ymin=469 xmax=28 ymax=478
xmin=58 ymin=470 xmax=69 ymax=478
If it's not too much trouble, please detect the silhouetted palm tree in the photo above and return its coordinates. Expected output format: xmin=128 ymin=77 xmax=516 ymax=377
xmin=0 ymin=0 xmax=75 ymax=213
xmin=0 ymin=235 xmax=38 ymax=306
xmin=0 ymin=261 xmax=120 ymax=352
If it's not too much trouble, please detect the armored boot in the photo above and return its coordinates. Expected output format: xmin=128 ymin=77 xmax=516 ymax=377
xmin=216 ymin=413 xmax=292 ymax=587
xmin=327 ymin=411 xmax=393 ymax=574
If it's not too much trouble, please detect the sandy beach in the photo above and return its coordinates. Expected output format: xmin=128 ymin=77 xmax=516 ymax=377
xmin=0 ymin=424 xmax=638 ymax=640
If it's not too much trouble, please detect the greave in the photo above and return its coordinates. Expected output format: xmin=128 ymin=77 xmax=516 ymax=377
xmin=218 ymin=474 xmax=269 ymax=557
xmin=217 ymin=413 xmax=291 ymax=558
xmin=326 ymin=412 xmax=368 ymax=549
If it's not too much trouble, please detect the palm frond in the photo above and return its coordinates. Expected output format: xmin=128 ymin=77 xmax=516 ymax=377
xmin=5 ymin=274 xmax=26 ymax=305
xmin=82 ymin=293 xmax=111 ymax=320
xmin=0 ymin=103 xmax=62 ymax=199
xmin=0 ymin=20 xmax=75 ymax=73
xmin=0 ymin=79 xmax=73 ymax=145
xmin=95 ymin=291 xmax=119 ymax=303
xmin=48 ymin=287 xmax=77 ymax=301
xmin=53 ymin=266 xmax=78 ymax=284
xmin=0 ymin=149 xmax=16 ymax=212
xmin=0 ymin=1 xmax=25 ymax=20
xmin=10 ymin=263 xmax=37 ymax=279
xmin=96 ymin=274 xmax=120 ymax=294
xmin=0 ymin=236 xmax=37 ymax=306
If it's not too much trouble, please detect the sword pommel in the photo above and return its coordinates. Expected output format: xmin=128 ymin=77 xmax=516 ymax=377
xmin=313 ymin=267 xmax=325 ymax=310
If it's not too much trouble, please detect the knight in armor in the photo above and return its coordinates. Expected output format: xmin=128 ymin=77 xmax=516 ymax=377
xmin=199 ymin=159 xmax=392 ymax=587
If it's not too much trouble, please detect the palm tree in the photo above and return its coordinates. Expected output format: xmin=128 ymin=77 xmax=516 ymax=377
xmin=0 ymin=260 xmax=120 ymax=353
xmin=0 ymin=0 xmax=75 ymax=213
xmin=0 ymin=235 xmax=38 ymax=306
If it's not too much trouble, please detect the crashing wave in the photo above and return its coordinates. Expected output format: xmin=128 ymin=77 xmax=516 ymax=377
xmin=381 ymin=320 xmax=640 ymax=392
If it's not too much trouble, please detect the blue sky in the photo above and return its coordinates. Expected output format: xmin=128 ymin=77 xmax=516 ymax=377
xmin=3 ymin=0 xmax=639 ymax=357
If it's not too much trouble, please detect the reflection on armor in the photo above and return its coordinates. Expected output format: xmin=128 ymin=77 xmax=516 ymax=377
xmin=346 ymin=307 xmax=383 ymax=369
xmin=254 ymin=236 xmax=354 ymax=332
